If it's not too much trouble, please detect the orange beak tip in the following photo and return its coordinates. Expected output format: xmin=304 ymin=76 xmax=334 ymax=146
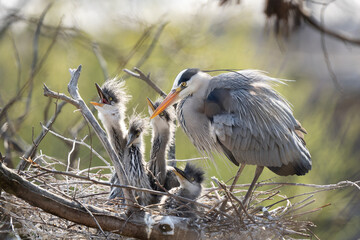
xmin=90 ymin=101 xmax=104 ymax=107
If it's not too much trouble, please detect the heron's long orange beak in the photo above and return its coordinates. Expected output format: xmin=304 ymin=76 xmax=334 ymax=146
xmin=150 ymin=89 xmax=179 ymax=119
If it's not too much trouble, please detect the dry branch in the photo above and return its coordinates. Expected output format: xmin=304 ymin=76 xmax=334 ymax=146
xmin=124 ymin=67 xmax=167 ymax=97
xmin=297 ymin=0 xmax=360 ymax=46
xmin=43 ymin=65 xmax=137 ymax=211
xmin=0 ymin=162 xmax=201 ymax=240
xmin=17 ymin=101 xmax=67 ymax=171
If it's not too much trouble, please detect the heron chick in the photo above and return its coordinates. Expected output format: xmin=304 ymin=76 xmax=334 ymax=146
xmin=122 ymin=114 xmax=154 ymax=205
xmin=147 ymin=98 xmax=179 ymax=195
xmin=90 ymin=80 xmax=130 ymax=201
xmin=161 ymin=163 xmax=204 ymax=218
xmin=151 ymin=69 xmax=311 ymax=204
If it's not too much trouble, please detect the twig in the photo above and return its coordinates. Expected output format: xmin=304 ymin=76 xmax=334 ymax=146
xmin=216 ymin=180 xmax=243 ymax=222
xmin=74 ymin=199 xmax=107 ymax=238
xmin=17 ymin=101 xmax=67 ymax=171
xmin=282 ymin=199 xmax=316 ymax=217
xmin=92 ymin=42 xmax=109 ymax=81
xmin=43 ymin=84 xmax=79 ymax=107
xmin=290 ymin=203 xmax=331 ymax=219
xmin=319 ymin=0 xmax=343 ymax=91
xmin=40 ymin=125 xmax=110 ymax=167
xmin=296 ymin=0 xmax=360 ymax=45
xmin=123 ymin=68 xmax=167 ymax=97
xmin=167 ymin=157 xmax=208 ymax=162
xmin=135 ymin=22 xmax=168 ymax=68
xmin=206 ymin=180 xmax=360 ymax=192
xmin=44 ymin=65 xmax=137 ymax=212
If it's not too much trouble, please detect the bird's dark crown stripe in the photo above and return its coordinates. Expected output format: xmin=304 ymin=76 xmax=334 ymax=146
xmin=102 ymin=87 xmax=118 ymax=103
xmin=177 ymin=68 xmax=200 ymax=85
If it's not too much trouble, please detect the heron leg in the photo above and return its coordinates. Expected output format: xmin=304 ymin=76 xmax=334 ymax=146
xmin=230 ymin=164 xmax=246 ymax=192
xmin=242 ymin=166 xmax=264 ymax=207
xmin=220 ymin=164 xmax=246 ymax=211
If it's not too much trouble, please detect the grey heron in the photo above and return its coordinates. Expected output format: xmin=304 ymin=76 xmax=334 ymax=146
xmin=119 ymin=114 xmax=154 ymax=205
xmin=151 ymin=68 xmax=311 ymax=205
xmin=147 ymin=98 xmax=179 ymax=195
xmin=90 ymin=80 xmax=129 ymax=200
xmin=161 ymin=163 xmax=204 ymax=218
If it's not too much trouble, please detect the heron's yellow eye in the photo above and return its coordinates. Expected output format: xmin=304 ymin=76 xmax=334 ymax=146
xmin=190 ymin=177 xmax=195 ymax=182
xmin=109 ymin=97 xmax=113 ymax=101
xmin=159 ymin=112 xmax=164 ymax=117
xmin=136 ymin=132 xmax=140 ymax=137
xmin=181 ymin=82 xmax=187 ymax=87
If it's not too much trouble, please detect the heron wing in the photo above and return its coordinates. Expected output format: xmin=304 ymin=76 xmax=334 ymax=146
xmin=205 ymin=70 xmax=311 ymax=175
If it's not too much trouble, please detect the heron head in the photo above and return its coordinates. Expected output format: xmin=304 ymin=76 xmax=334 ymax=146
xmin=150 ymin=69 xmax=210 ymax=119
xmin=147 ymin=97 xmax=175 ymax=128
xmin=126 ymin=114 xmax=147 ymax=148
xmin=172 ymin=163 xmax=204 ymax=195
xmin=90 ymin=80 xmax=129 ymax=121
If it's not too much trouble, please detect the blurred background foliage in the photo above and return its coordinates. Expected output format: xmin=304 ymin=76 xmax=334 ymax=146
xmin=0 ymin=0 xmax=359 ymax=239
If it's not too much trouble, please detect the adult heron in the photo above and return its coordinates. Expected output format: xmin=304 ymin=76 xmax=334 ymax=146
xmin=151 ymin=68 xmax=311 ymax=204
xmin=147 ymin=98 xmax=179 ymax=194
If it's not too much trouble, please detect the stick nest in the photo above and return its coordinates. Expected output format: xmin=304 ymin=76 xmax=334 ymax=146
xmin=1 ymin=158 xmax=337 ymax=239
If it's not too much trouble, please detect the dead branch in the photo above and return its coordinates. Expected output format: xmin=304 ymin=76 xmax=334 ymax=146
xmin=319 ymin=1 xmax=343 ymax=91
xmin=297 ymin=0 xmax=360 ymax=45
xmin=41 ymin=125 xmax=110 ymax=167
xmin=17 ymin=101 xmax=67 ymax=171
xmin=92 ymin=42 xmax=109 ymax=81
xmin=0 ymin=162 xmax=202 ymax=239
xmin=124 ymin=67 xmax=167 ymax=97
xmin=135 ymin=22 xmax=168 ymax=68
xmin=43 ymin=65 xmax=138 ymax=211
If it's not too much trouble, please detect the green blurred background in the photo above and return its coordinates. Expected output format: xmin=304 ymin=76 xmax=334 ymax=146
xmin=0 ymin=0 xmax=359 ymax=239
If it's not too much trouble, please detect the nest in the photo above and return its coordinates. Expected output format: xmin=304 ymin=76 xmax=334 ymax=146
xmin=0 ymin=156 xmax=328 ymax=240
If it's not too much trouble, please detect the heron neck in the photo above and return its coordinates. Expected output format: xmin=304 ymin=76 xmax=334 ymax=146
xmin=193 ymin=77 xmax=211 ymax=100
xmin=102 ymin=118 xmax=127 ymax=159
xmin=149 ymin=129 xmax=170 ymax=185
xmin=178 ymin=185 xmax=202 ymax=200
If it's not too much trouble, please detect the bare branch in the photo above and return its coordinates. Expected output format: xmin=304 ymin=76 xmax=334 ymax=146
xmin=319 ymin=1 xmax=343 ymax=91
xmin=41 ymin=125 xmax=110 ymax=167
xmin=297 ymin=0 xmax=360 ymax=45
xmin=0 ymin=162 xmax=202 ymax=240
xmin=17 ymin=101 xmax=67 ymax=171
xmin=43 ymin=84 xmax=79 ymax=107
xmin=45 ymin=65 xmax=137 ymax=211
xmin=92 ymin=42 xmax=109 ymax=81
xmin=124 ymin=67 xmax=167 ymax=97
xmin=135 ymin=22 xmax=168 ymax=68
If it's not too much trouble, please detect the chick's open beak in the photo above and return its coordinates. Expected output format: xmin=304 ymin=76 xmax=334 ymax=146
xmin=150 ymin=89 xmax=180 ymax=119
xmin=146 ymin=97 xmax=156 ymax=112
xmin=90 ymin=83 xmax=107 ymax=107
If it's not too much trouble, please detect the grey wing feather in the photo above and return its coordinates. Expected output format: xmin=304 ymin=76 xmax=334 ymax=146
xmin=205 ymin=70 xmax=311 ymax=176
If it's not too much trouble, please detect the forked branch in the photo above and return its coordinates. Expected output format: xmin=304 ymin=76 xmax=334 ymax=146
xmin=43 ymin=65 xmax=138 ymax=211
